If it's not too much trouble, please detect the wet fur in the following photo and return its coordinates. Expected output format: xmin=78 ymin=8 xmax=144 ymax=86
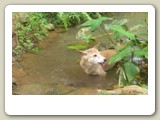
xmin=79 ymin=48 xmax=117 ymax=75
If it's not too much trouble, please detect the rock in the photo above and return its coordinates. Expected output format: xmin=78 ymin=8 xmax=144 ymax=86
xmin=55 ymin=28 xmax=66 ymax=33
xmin=12 ymin=62 xmax=26 ymax=78
xmin=97 ymin=88 xmax=122 ymax=95
xmin=12 ymin=34 xmax=18 ymax=48
xmin=12 ymin=25 xmax=16 ymax=35
xmin=121 ymin=85 xmax=148 ymax=95
xmin=12 ymin=77 xmax=17 ymax=83
xmin=13 ymin=83 xmax=77 ymax=95
xmin=12 ymin=82 xmax=99 ymax=95
xmin=97 ymin=85 xmax=148 ymax=95
xmin=69 ymin=88 xmax=98 ymax=95
xmin=12 ymin=56 xmax=16 ymax=62
xmin=12 ymin=77 xmax=18 ymax=91
xmin=45 ymin=23 xmax=55 ymax=31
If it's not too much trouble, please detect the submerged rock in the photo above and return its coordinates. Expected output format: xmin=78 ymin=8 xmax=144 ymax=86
xmin=69 ymin=88 xmax=98 ymax=95
xmin=13 ymin=81 xmax=147 ymax=95
xmin=13 ymin=83 xmax=77 ymax=95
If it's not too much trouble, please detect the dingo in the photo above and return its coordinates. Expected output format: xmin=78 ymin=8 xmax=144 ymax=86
xmin=79 ymin=47 xmax=117 ymax=75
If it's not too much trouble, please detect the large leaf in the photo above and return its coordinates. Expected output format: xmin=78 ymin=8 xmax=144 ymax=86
xmin=97 ymin=17 xmax=113 ymax=21
xmin=79 ymin=17 xmax=113 ymax=32
xmin=67 ymin=44 xmax=88 ymax=50
xmin=90 ymin=20 xmax=101 ymax=32
xmin=118 ymin=41 xmax=134 ymax=51
xmin=90 ymin=17 xmax=113 ymax=32
xmin=79 ymin=19 xmax=95 ymax=27
xmin=108 ymin=47 xmax=133 ymax=64
xmin=123 ymin=62 xmax=140 ymax=82
xmin=106 ymin=25 xmax=136 ymax=40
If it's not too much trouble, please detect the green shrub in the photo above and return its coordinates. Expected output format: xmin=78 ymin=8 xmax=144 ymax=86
xmin=13 ymin=13 xmax=48 ymax=58
xmin=13 ymin=12 xmax=102 ymax=59
xmin=76 ymin=16 xmax=148 ymax=87
xmin=42 ymin=12 xmax=102 ymax=30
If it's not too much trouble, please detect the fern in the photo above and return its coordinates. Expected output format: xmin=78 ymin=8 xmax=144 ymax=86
xmin=58 ymin=12 xmax=68 ymax=30
xmin=81 ymin=12 xmax=92 ymax=20
xmin=95 ymin=12 xmax=102 ymax=18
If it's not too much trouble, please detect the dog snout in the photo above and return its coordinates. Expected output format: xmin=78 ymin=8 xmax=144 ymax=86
xmin=104 ymin=58 xmax=107 ymax=62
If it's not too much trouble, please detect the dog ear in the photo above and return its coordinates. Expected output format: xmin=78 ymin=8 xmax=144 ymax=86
xmin=77 ymin=49 xmax=87 ymax=55
xmin=93 ymin=42 xmax=100 ymax=49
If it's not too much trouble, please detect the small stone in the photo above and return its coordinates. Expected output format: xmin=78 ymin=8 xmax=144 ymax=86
xmin=45 ymin=23 xmax=55 ymax=31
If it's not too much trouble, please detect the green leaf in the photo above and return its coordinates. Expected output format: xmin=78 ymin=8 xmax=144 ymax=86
xmin=122 ymin=25 xmax=129 ymax=31
xmin=141 ymin=84 xmax=148 ymax=89
xmin=79 ymin=17 xmax=113 ymax=31
xmin=108 ymin=47 xmax=133 ymax=64
xmin=97 ymin=17 xmax=113 ymax=21
xmin=123 ymin=62 xmax=140 ymax=82
xmin=79 ymin=19 xmax=95 ymax=27
xmin=143 ymin=46 xmax=148 ymax=51
xmin=113 ymin=31 xmax=121 ymax=39
xmin=67 ymin=44 xmax=88 ymax=50
xmin=84 ymin=34 xmax=93 ymax=43
xmin=107 ymin=25 xmax=136 ymax=40
xmin=134 ymin=50 xmax=148 ymax=58
xmin=90 ymin=20 xmax=101 ymax=32
xmin=58 ymin=12 xmax=68 ymax=30
xmin=16 ymin=23 xmax=22 ymax=29
xmin=119 ymin=41 xmax=134 ymax=51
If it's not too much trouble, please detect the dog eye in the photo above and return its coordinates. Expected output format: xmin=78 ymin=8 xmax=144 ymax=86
xmin=93 ymin=54 xmax=97 ymax=57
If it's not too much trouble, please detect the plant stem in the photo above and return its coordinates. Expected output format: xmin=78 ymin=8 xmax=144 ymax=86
xmin=100 ymin=24 xmax=115 ymax=45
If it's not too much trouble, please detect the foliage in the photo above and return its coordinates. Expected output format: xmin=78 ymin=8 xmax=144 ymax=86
xmin=123 ymin=62 xmax=140 ymax=83
xmin=108 ymin=46 xmax=133 ymax=64
xmin=13 ymin=12 xmax=102 ymax=59
xmin=77 ymin=15 xmax=148 ymax=87
xmin=105 ymin=25 xmax=136 ymax=40
xmin=42 ymin=12 xmax=101 ymax=31
xmin=13 ymin=13 xmax=48 ymax=58
xmin=79 ymin=17 xmax=113 ymax=32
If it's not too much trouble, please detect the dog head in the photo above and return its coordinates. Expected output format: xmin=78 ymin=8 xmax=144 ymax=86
xmin=79 ymin=48 xmax=107 ymax=67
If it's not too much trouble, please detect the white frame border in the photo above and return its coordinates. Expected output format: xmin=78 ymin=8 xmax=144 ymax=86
xmin=5 ymin=5 xmax=155 ymax=115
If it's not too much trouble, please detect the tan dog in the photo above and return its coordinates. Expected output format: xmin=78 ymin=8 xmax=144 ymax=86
xmin=79 ymin=47 xmax=117 ymax=75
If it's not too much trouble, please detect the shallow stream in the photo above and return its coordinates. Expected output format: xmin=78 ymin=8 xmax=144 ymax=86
xmin=13 ymin=13 xmax=147 ymax=95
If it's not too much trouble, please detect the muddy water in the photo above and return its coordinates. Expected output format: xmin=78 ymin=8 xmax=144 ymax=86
xmin=15 ymin=28 xmax=117 ymax=94
xmin=13 ymin=13 xmax=146 ymax=95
